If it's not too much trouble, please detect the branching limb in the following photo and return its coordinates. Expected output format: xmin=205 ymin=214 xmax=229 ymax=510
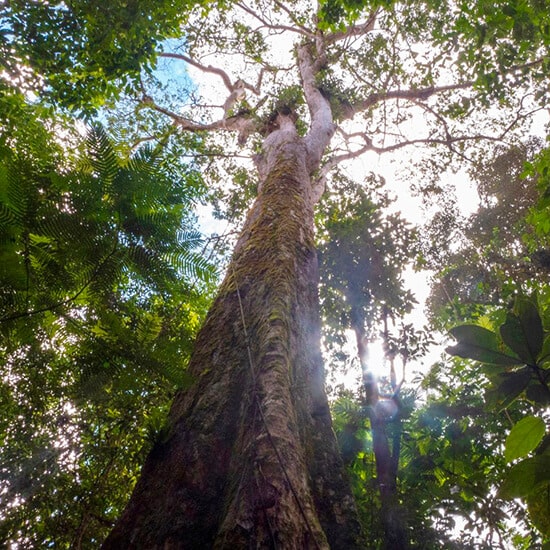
xmin=160 ymin=52 xmax=265 ymax=95
xmin=344 ymin=58 xmax=545 ymax=120
xmin=235 ymin=1 xmax=314 ymax=38
xmin=320 ymin=98 xmax=542 ymax=174
xmin=140 ymin=93 xmax=258 ymax=142
xmin=273 ymin=0 xmax=313 ymax=36
xmin=141 ymin=96 xmax=219 ymax=131
xmin=324 ymin=8 xmax=379 ymax=45
xmin=159 ymin=52 xmax=234 ymax=92
xmin=345 ymin=81 xmax=475 ymax=120
xmin=158 ymin=51 xmax=271 ymax=123
xmin=297 ymin=43 xmax=335 ymax=172
xmin=338 ymin=116 xmax=540 ymax=157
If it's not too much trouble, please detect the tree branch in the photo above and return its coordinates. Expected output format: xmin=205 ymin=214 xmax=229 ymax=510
xmin=343 ymin=58 xmax=545 ymax=120
xmin=344 ymin=81 xmax=475 ymax=120
xmin=159 ymin=52 xmax=234 ymax=91
xmin=273 ymin=0 xmax=313 ymax=36
xmin=297 ymin=43 xmax=335 ymax=172
xmin=159 ymin=51 xmax=269 ymax=97
xmin=141 ymin=93 xmax=259 ymax=145
xmin=324 ymin=9 xmax=379 ymax=45
xmin=322 ymin=99 xmax=542 ymax=173
xmin=235 ymin=2 xmax=313 ymax=38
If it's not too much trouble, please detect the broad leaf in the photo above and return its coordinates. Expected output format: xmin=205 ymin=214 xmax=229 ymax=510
xmin=499 ymin=454 xmax=550 ymax=499
xmin=500 ymin=298 xmax=543 ymax=365
xmin=526 ymin=383 xmax=550 ymax=405
xmin=527 ymin=482 xmax=550 ymax=536
xmin=485 ymin=367 xmax=532 ymax=410
xmin=539 ymin=334 xmax=550 ymax=366
xmin=447 ymin=325 xmax=521 ymax=366
xmin=504 ymin=416 xmax=546 ymax=463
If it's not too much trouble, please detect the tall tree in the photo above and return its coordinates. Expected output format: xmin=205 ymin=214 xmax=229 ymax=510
xmin=94 ymin=1 xmax=549 ymax=548
xmin=317 ymin=176 xmax=420 ymax=548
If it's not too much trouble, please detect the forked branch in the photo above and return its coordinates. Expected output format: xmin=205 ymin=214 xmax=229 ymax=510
xmin=343 ymin=58 xmax=545 ymax=120
xmin=330 ymin=102 xmax=543 ymax=162
xmin=324 ymin=9 xmax=379 ymax=45
xmin=159 ymin=52 xmax=265 ymax=95
xmin=141 ymin=93 xmax=257 ymax=140
xmin=235 ymin=1 xmax=314 ymax=38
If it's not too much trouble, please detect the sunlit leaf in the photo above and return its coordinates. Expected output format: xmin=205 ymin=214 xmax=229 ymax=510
xmin=499 ymin=455 xmax=550 ymax=499
xmin=504 ymin=416 xmax=546 ymax=463
xmin=447 ymin=325 xmax=521 ymax=366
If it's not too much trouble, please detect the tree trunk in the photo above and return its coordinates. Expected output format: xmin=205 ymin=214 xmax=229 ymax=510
xmin=102 ymin=123 xmax=364 ymax=548
xmin=353 ymin=312 xmax=409 ymax=549
xmin=372 ymin=414 xmax=409 ymax=550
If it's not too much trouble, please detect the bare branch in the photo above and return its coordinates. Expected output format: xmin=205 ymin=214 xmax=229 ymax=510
xmin=159 ymin=51 xmax=270 ymax=96
xmin=141 ymin=97 xmax=215 ymax=131
xmin=345 ymin=81 xmax=475 ymax=120
xmin=320 ymin=100 xmax=543 ymax=174
xmin=343 ymin=58 xmax=545 ymax=120
xmin=273 ymin=0 xmax=313 ymax=36
xmin=159 ymin=52 xmax=234 ymax=91
xmin=252 ymin=68 xmax=266 ymax=95
xmin=235 ymin=2 xmax=313 ymax=38
xmin=140 ymin=92 xmax=260 ymax=146
xmin=324 ymin=9 xmax=379 ymax=45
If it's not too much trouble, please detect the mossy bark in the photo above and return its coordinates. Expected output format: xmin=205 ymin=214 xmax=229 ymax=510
xmin=102 ymin=129 xmax=364 ymax=549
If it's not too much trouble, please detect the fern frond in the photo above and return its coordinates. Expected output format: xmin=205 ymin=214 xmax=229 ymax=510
xmin=86 ymin=125 xmax=119 ymax=187
xmin=163 ymin=249 xmax=215 ymax=281
xmin=0 ymin=202 xmax=17 ymax=228
xmin=5 ymin=163 xmax=28 ymax=220
xmin=333 ymin=396 xmax=362 ymax=420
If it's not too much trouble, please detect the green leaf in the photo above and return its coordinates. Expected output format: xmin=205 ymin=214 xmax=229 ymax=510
xmin=527 ymin=482 xmax=550 ymax=536
xmin=500 ymin=298 xmax=544 ymax=365
xmin=499 ymin=454 xmax=550 ymax=499
xmin=496 ymin=367 xmax=531 ymax=409
xmin=526 ymin=383 xmax=550 ymax=405
xmin=504 ymin=416 xmax=546 ymax=463
xmin=447 ymin=325 xmax=521 ymax=366
xmin=539 ymin=334 xmax=550 ymax=366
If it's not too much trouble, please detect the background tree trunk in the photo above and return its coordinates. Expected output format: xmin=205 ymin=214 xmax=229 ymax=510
xmin=102 ymin=130 xmax=364 ymax=548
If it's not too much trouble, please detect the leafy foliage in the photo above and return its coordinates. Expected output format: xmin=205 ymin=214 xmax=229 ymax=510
xmin=318 ymin=174 xmax=418 ymax=357
xmin=409 ymin=138 xmax=550 ymax=548
xmin=504 ymin=416 xmax=546 ymax=463
xmin=0 ymin=100 xmax=214 ymax=548
xmin=446 ymin=294 xmax=550 ymax=538
xmin=2 ymin=0 xmax=550 ymax=547
xmin=422 ymin=139 xmax=549 ymax=326
xmin=0 ymin=0 xmax=204 ymax=110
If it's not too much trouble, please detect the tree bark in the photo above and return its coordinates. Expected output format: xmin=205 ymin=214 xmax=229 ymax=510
xmin=102 ymin=121 xmax=365 ymax=548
